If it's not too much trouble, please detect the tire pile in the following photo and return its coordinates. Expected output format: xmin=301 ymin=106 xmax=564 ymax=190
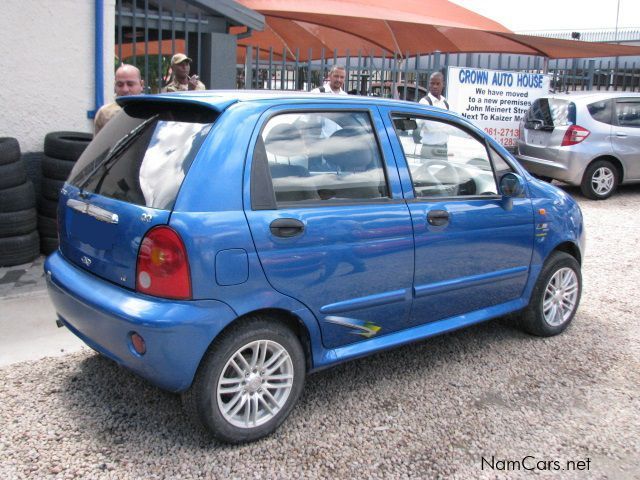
xmin=0 ymin=138 xmax=39 ymax=267
xmin=39 ymin=132 xmax=92 ymax=255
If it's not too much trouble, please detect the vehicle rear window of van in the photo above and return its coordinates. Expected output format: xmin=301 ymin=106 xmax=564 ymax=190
xmin=68 ymin=104 xmax=215 ymax=210
xmin=524 ymin=98 xmax=575 ymax=129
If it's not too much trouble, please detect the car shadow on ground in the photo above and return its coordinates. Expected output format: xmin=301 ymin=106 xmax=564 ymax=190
xmin=59 ymin=315 xmax=532 ymax=449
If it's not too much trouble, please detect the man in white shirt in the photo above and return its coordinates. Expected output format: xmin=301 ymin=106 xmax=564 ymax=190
xmin=311 ymin=65 xmax=348 ymax=95
xmin=419 ymin=72 xmax=450 ymax=110
xmin=416 ymin=71 xmax=450 ymax=157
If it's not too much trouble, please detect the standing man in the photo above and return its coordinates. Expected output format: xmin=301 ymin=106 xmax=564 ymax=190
xmin=94 ymin=64 xmax=144 ymax=135
xmin=311 ymin=65 xmax=348 ymax=95
xmin=163 ymin=53 xmax=206 ymax=92
xmin=419 ymin=71 xmax=450 ymax=110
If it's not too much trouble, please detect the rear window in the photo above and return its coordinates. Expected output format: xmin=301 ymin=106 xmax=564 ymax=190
xmin=587 ymin=100 xmax=613 ymax=125
xmin=524 ymin=98 xmax=575 ymax=130
xmin=68 ymin=103 xmax=216 ymax=210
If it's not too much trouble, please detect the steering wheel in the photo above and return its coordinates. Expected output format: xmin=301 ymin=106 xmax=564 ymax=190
xmin=414 ymin=160 xmax=460 ymax=196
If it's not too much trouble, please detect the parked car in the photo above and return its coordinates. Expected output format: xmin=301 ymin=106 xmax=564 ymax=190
xmin=516 ymin=92 xmax=640 ymax=199
xmin=45 ymin=91 xmax=584 ymax=443
xmin=368 ymin=81 xmax=428 ymax=102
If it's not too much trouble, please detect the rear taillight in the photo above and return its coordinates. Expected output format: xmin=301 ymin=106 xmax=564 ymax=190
xmin=136 ymin=226 xmax=191 ymax=299
xmin=561 ymin=125 xmax=590 ymax=146
xmin=518 ymin=121 xmax=524 ymax=140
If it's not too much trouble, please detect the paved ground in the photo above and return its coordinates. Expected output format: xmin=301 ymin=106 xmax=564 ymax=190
xmin=1 ymin=183 xmax=639 ymax=479
xmin=0 ymin=255 xmax=47 ymax=299
xmin=0 ymin=257 xmax=86 ymax=367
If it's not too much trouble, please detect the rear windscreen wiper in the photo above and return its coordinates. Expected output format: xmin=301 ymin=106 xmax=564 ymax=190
xmin=77 ymin=114 xmax=159 ymax=193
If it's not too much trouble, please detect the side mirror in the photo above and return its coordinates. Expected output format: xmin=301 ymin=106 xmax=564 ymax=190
xmin=499 ymin=172 xmax=525 ymax=197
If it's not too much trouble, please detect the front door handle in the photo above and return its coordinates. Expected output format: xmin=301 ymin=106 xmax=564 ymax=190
xmin=427 ymin=209 xmax=450 ymax=226
xmin=270 ymin=218 xmax=305 ymax=238
xmin=615 ymin=132 xmax=628 ymax=138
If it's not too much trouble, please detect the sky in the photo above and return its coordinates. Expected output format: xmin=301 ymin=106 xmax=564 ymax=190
xmin=450 ymin=0 xmax=640 ymax=33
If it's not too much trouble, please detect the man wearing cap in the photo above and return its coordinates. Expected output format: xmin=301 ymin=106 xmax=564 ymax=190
xmin=94 ymin=64 xmax=144 ymax=135
xmin=163 ymin=53 xmax=206 ymax=92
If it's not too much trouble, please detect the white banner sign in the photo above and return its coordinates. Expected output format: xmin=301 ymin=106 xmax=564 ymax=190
xmin=446 ymin=66 xmax=550 ymax=148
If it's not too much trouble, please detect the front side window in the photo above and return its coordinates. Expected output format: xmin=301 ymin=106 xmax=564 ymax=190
xmin=615 ymin=100 xmax=640 ymax=128
xmin=393 ymin=115 xmax=505 ymax=197
xmin=257 ymin=111 xmax=389 ymax=205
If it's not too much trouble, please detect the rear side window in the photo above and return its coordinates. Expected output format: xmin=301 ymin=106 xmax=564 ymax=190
xmin=68 ymin=103 xmax=215 ymax=210
xmin=255 ymin=111 xmax=389 ymax=206
xmin=525 ymin=98 xmax=575 ymax=129
xmin=587 ymin=100 xmax=613 ymax=125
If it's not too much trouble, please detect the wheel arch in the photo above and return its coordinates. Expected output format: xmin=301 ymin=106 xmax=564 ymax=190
xmin=197 ymin=308 xmax=314 ymax=375
xmin=552 ymin=241 xmax=582 ymax=265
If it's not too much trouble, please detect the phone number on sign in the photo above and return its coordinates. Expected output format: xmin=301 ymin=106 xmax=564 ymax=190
xmin=484 ymin=127 xmax=520 ymax=138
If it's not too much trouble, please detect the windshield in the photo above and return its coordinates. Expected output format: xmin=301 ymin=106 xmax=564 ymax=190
xmin=68 ymin=105 xmax=214 ymax=210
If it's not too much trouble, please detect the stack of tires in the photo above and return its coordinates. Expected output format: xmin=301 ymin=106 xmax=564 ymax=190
xmin=0 ymin=137 xmax=39 ymax=266
xmin=39 ymin=132 xmax=92 ymax=254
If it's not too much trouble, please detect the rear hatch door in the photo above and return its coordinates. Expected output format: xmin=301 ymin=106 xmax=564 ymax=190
xmin=59 ymin=100 xmax=218 ymax=289
xmin=520 ymin=97 xmax=575 ymax=153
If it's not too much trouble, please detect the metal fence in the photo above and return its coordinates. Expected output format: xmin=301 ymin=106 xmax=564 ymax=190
xmin=239 ymin=46 xmax=640 ymax=97
xmin=115 ymin=0 xmax=212 ymax=93
xmin=113 ymin=2 xmax=640 ymax=97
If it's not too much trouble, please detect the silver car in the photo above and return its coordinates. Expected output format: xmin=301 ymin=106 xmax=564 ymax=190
xmin=516 ymin=92 xmax=640 ymax=199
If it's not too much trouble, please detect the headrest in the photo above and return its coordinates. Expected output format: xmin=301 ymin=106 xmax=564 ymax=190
xmin=264 ymin=124 xmax=304 ymax=157
xmin=324 ymin=127 xmax=372 ymax=171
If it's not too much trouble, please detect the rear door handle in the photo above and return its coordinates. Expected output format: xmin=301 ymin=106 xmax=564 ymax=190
xmin=269 ymin=218 xmax=305 ymax=238
xmin=615 ymin=132 xmax=628 ymax=138
xmin=427 ymin=209 xmax=449 ymax=226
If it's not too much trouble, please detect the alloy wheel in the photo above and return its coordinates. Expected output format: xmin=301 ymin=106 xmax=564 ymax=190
xmin=542 ymin=267 xmax=579 ymax=327
xmin=590 ymin=167 xmax=615 ymax=196
xmin=217 ymin=340 xmax=294 ymax=428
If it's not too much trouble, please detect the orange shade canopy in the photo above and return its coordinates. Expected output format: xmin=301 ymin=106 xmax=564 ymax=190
xmin=233 ymin=0 xmax=640 ymax=61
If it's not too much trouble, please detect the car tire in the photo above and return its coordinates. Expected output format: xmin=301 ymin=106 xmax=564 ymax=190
xmin=41 ymin=154 xmax=76 ymax=181
xmin=0 ymin=208 xmax=38 ymax=238
xmin=40 ymin=235 xmax=59 ymax=255
xmin=0 ymin=137 xmax=20 ymax=165
xmin=0 ymin=182 xmax=36 ymax=213
xmin=38 ymin=197 xmax=59 ymax=218
xmin=580 ymin=160 xmax=619 ymax=200
xmin=0 ymin=158 xmax=28 ymax=190
xmin=0 ymin=231 xmax=40 ymax=267
xmin=41 ymin=177 xmax=65 ymax=201
xmin=44 ymin=132 xmax=92 ymax=162
xmin=182 ymin=316 xmax=306 ymax=444
xmin=520 ymin=251 xmax=582 ymax=337
xmin=37 ymin=215 xmax=58 ymax=238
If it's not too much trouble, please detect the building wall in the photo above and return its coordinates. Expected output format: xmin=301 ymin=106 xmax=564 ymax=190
xmin=0 ymin=0 xmax=115 ymax=153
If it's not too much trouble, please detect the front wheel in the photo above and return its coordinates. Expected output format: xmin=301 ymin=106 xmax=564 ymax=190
xmin=520 ymin=251 xmax=582 ymax=337
xmin=183 ymin=317 xmax=306 ymax=443
xmin=580 ymin=160 xmax=618 ymax=200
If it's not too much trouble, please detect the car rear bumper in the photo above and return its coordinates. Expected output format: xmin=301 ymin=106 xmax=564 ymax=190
xmin=516 ymin=153 xmax=584 ymax=185
xmin=44 ymin=252 xmax=237 ymax=392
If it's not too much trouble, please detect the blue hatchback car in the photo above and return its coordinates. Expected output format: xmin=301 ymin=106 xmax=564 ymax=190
xmin=45 ymin=91 xmax=584 ymax=443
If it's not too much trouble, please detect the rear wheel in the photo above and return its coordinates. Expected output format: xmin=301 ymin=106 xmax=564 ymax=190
xmin=580 ymin=160 xmax=618 ymax=200
xmin=520 ymin=251 xmax=581 ymax=337
xmin=183 ymin=317 xmax=306 ymax=443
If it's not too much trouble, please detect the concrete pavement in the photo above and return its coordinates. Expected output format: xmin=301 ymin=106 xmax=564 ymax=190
xmin=0 ymin=257 xmax=86 ymax=367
